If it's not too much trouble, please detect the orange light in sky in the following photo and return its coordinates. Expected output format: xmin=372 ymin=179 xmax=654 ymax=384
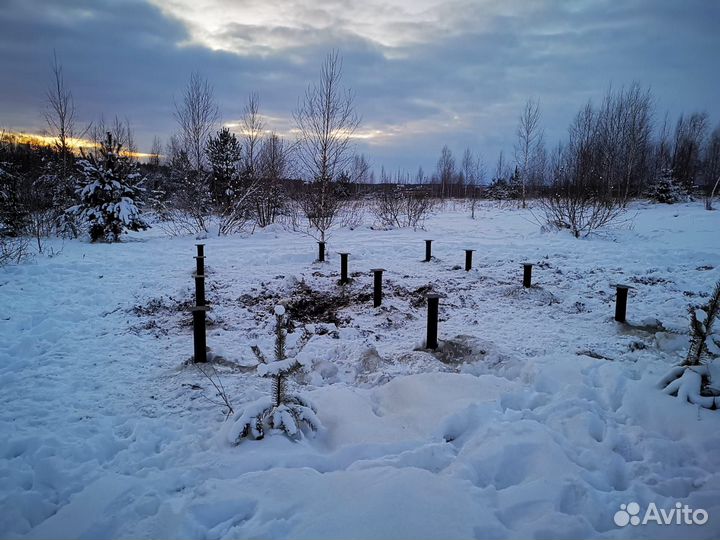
xmin=1 ymin=131 xmax=155 ymax=160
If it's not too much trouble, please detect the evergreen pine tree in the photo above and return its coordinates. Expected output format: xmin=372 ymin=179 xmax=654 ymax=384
xmin=647 ymin=167 xmax=685 ymax=204
xmin=206 ymin=127 xmax=242 ymax=206
xmin=69 ymin=132 xmax=148 ymax=242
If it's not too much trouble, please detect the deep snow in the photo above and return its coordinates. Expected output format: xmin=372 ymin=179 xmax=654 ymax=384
xmin=1 ymin=201 xmax=719 ymax=539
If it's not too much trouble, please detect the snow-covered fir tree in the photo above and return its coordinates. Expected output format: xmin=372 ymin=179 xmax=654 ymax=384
xmin=69 ymin=132 xmax=148 ymax=242
xmin=486 ymin=177 xmax=519 ymax=201
xmin=647 ymin=168 xmax=685 ymax=204
xmin=228 ymin=305 xmax=321 ymax=442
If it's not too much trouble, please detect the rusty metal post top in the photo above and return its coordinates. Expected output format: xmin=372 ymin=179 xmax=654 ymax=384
xmin=522 ymin=262 xmax=533 ymax=266
xmin=613 ymin=283 xmax=634 ymax=290
xmin=425 ymin=239 xmax=433 ymax=242
xmin=426 ymin=292 xmax=441 ymax=299
xmin=338 ymin=252 xmax=350 ymax=255
xmin=464 ymin=249 xmax=475 ymax=252
xmin=371 ymin=268 xmax=385 ymax=273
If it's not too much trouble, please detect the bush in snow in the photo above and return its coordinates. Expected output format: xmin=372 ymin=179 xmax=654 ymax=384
xmin=646 ymin=168 xmax=686 ymax=204
xmin=228 ymin=305 xmax=321 ymax=442
xmin=659 ymin=280 xmax=720 ymax=408
xmin=371 ymin=178 xmax=433 ymax=230
xmin=157 ymin=149 xmax=213 ymax=236
xmin=485 ymin=178 xmax=519 ymax=201
xmin=0 ymin=161 xmax=30 ymax=237
xmin=68 ymin=132 xmax=148 ymax=242
xmin=0 ymin=234 xmax=29 ymax=266
xmin=0 ymin=138 xmax=64 ymax=251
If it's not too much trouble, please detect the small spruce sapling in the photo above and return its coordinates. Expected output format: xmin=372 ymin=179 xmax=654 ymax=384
xmin=659 ymin=279 xmax=720 ymax=408
xmin=228 ymin=305 xmax=321 ymax=442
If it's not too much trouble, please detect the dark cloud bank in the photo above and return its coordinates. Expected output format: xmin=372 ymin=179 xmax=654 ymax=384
xmin=1 ymin=0 xmax=718 ymax=173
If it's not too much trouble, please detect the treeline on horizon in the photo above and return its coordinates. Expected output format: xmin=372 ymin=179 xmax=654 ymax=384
xmin=1 ymin=50 xmax=719 ymax=259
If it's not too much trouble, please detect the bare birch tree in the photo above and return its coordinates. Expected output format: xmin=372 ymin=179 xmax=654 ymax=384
xmin=462 ymin=148 xmax=485 ymax=218
xmin=45 ymin=51 xmax=81 ymax=183
xmin=514 ymin=98 xmax=543 ymax=208
xmin=254 ymin=133 xmax=288 ymax=227
xmin=241 ymin=92 xmax=264 ymax=180
xmin=174 ymin=72 xmax=219 ymax=171
xmin=673 ymin=112 xmax=708 ymax=193
xmin=292 ymin=50 xmax=360 ymax=242
xmin=435 ymin=145 xmax=456 ymax=199
xmin=149 ymin=136 xmax=162 ymax=168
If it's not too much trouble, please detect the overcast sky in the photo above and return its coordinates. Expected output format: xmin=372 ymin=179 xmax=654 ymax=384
xmin=0 ymin=0 xmax=718 ymax=173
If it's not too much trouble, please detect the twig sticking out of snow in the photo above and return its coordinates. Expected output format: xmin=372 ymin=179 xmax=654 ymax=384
xmin=193 ymin=362 xmax=234 ymax=419
xmin=685 ymin=280 xmax=720 ymax=367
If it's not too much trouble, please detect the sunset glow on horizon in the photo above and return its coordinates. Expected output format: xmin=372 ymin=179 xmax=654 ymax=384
xmin=1 ymin=131 xmax=156 ymax=160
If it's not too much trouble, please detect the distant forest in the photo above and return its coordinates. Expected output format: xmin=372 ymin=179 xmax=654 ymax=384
xmin=2 ymin=51 xmax=719 ymax=260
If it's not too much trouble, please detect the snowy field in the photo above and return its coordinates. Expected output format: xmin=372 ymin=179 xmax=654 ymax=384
xmin=1 ymin=201 xmax=719 ymax=539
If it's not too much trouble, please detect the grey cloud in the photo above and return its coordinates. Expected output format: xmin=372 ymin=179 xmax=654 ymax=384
xmin=0 ymin=0 xmax=718 ymax=175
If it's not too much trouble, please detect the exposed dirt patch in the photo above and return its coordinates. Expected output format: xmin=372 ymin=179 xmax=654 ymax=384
xmin=391 ymin=283 xmax=440 ymax=308
xmin=131 ymin=295 xmax=195 ymax=317
xmin=630 ymin=275 xmax=672 ymax=286
xmin=239 ymin=280 xmax=371 ymax=326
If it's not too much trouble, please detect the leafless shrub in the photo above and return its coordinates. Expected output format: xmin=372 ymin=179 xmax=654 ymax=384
xmin=291 ymin=181 xmax=345 ymax=241
xmin=156 ymin=209 xmax=207 ymax=237
xmin=461 ymin=148 xmax=485 ymax=218
xmin=26 ymin=208 xmax=56 ymax=253
xmin=254 ymin=134 xmax=288 ymax=227
xmin=535 ymin=189 xmax=627 ymax=238
xmin=372 ymin=171 xmax=434 ymax=229
xmin=217 ymin=185 xmax=256 ymax=236
xmin=0 ymin=236 xmax=29 ymax=266
xmin=157 ymin=169 xmax=212 ymax=236
xmin=533 ymin=100 xmax=634 ymax=238
xmin=338 ymin=197 xmax=365 ymax=229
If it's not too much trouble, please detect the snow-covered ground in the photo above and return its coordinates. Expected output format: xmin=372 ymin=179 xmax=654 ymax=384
xmin=1 ymin=201 xmax=719 ymax=539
